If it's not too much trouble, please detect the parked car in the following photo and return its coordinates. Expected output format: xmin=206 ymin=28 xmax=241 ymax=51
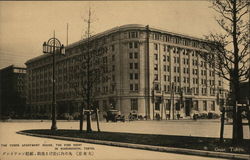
xmin=104 ymin=110 xmax=125 ymax=122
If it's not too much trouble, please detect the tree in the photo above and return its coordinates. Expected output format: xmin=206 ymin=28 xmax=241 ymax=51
xmin=204 ymin=0 xmax=249 ymax=144
xmin=68 ymin=7 xmax=102 ymax=133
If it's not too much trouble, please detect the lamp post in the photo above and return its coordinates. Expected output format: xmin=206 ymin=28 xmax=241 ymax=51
xmin=43 ymin=34 xmax=65 ymax=130
xmin=171 ymin=82 xmax=175 ymax=120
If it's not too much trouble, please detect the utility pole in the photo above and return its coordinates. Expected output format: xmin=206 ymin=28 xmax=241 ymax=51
xmin=146 ymin=25 xmax=150 ymax=120
xmin=151 ymin=88 xmax=155 ymax=120
xmin=161 ymin=91 xmax=164 ymax=120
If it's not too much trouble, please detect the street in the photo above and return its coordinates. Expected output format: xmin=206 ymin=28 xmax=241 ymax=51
xmin=0 ymin=120 xmax=248 ymax=160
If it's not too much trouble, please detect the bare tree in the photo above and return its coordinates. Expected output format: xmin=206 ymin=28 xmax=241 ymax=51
xmin=68 ymin=7 xmax=102 ymax=133
xmin=204 ymin=0 xmax=249 ymax=143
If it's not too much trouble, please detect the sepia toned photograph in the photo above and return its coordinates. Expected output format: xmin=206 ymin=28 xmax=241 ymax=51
xmin=0 ymin=1 xmax=249 ymax=160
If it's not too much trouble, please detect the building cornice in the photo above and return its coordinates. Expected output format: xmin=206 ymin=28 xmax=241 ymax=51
xmin=67 ymin=24 xmax=209 ymax=49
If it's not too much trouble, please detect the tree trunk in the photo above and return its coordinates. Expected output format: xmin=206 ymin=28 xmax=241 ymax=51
xmin=220 ymin=107 xmax=225 ymax=143
xmin=96 ymin=108 xmax=100 ymax=132
xmin=231 ymin=0 xmax=243 ymax=144
xmin=86 ymin=111 xmax=92 ymax=133
xmin=232 ymin=81 xmax=243 ymax=144
xmin=79 ymin=105 xmax=84 ymax=132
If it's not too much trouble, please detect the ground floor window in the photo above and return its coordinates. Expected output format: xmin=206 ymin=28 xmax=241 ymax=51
xmin=175 ymin=100 xmax=180 ymax=111
xmin=165 ymin=99 xmax=171 ymax=110
xmin=131 ymin=98 xmax=138 ymax=111
xmin=193 ymin=100 xmax=198 ymax=111
xmin=203 ymin=100 xmax=207 ymax=111
xmin=211 ymin=101 xmax=215 ymax=111
xmin=155 ymin=102 xmax=160 ymax=110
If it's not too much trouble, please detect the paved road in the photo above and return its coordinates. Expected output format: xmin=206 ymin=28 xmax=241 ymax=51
xmin=0 ymin=121 xmax=232 ymax=160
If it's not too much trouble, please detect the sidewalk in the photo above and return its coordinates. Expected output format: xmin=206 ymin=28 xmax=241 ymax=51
xmin=17 ymin=131 xmax=250 ymax=160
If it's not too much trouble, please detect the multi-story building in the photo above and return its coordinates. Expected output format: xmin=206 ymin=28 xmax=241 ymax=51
xmin=25 ymin=24 xmax=224 ymax=120
xmin=0 ymin=65 xmax=26 ymax=118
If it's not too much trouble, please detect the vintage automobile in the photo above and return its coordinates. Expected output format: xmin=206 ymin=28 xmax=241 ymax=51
xmin=104 ymin=110 xmax=125 ymax=122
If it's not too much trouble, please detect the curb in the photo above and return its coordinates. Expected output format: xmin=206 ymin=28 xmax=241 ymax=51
xmin=17 ymin=131 xmax=250 ymax=160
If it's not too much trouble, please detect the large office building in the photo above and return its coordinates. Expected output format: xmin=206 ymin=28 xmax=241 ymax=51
xmin=0 ymin=65 xmax=27 ymax=118
xmin=25 ymin=24 xmax=225 ymax=120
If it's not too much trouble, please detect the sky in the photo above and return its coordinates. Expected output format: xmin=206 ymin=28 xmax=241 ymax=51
xmin=0 ymin=1 xmax=222 ymax=69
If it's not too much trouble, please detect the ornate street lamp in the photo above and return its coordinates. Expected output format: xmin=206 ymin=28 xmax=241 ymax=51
xmin=43 ymin=35 xmax=65 ymax=130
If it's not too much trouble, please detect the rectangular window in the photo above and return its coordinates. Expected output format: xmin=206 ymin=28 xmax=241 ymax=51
xmin=134 ymin=63 xmax=138 ymax=69
xmin=131 ymin=99 xmax=138 ymax=110
xmin=203 ymin=101 xmax=207 ymax=111
xmin=134 ymin=73 xmax=138 ymax=79
xmin=194 ymin=101 xmax=199 ymax=111
xmin=155 ymin=103 xmax=160 ymax=110
xmin=134 ymin=52 xmax=138 ymax=58
xmin=134 ymin=42 xmax=138 ymax=48
xmin=177 ymin=76 xmax=180 ymax=82
xmin=129 ymin=63 xmax=133 ymax=69
xmin=129 ymin=32 xmax=138 ymax=38
xmin=130 ymin=73 xmax=133 ymax=80
xmin=135 ymin=84 xmax=139 ymax=91
xmin=129 ymin=53 xmax=133 ymax=59
xmin=111 ymin=45 xmax=115 ymax=51
xmin=167 ymin=56 xmax=170 ymax=62
xmin=163 ymin=55 xmax=166 ymax=61
xmin=130 ymin=84 xmax=133 ymax=91
xmin=129 ymin=42 xmax=133 ymax=48
xmin=211 ymin=101 xmax=215 ymax=111
xmin=164 ymin=65 xmax=166 ymax=71
xmin=164 ymin=75 xmax=167 ymax=81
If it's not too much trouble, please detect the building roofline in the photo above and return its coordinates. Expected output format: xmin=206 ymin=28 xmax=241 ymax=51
xmin=26 ymin=24 xmax=209 ymax=64
xmin=25 ymin=54 xmax=50 ymax=65
xmin=0 ymin=64 xmax=26 ymax=71
xmin=67 ymin=24 xmax=208 ymax=49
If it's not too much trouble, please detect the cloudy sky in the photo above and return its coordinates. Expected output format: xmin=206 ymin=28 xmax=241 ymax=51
xmin=0 ymin=1 xmax=221 ymax=69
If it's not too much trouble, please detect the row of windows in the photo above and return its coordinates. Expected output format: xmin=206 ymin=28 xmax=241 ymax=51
xmin=128 ymin=30 xmax=205 ymax=49
xmin=129 ymin=42 xmax=139 ymax=49
xmin=129 ymin=73 xmax=139 ymax=80
xmin=129 ymin=52 xmax=138 ymax=59
xmin=129 ymin=63 xmax=139 ymax=69
xmin=130 ymin=83 xmax=139 ymax=91
xmin=155 ymin=43 xmax=204 ymax=55
xmin=154 ymin=54 xmax=214 ymax=73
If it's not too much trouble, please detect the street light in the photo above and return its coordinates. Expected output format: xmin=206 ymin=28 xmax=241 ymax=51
xmin=43 ymin=35 xmax=65 ymax=130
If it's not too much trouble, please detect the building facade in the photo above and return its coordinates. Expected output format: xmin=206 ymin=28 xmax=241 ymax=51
xmin=26 ymin=24 xmax=225 ymax=120
xmin=0 ymin=65 xmax=26 ymax=118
